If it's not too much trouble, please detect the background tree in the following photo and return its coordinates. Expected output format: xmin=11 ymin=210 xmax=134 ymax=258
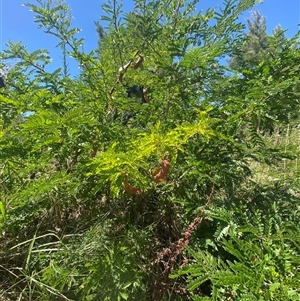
xmin=230 ymin=11 xmax=268 ymax=70
xmin=229 ymin=10 xmax=290 ymax=72
xmin=228 ymin=11 xmax=300 ymax=134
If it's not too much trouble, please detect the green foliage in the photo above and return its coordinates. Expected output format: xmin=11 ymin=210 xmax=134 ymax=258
xmin=0 ymin=0 xmax=299 ymax=300
xmin=172 ymin=186 xmax=300 ymax=300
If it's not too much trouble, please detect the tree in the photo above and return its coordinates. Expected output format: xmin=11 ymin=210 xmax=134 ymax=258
xmin=230 ymin=11 xmax=268 ymax=70
xmin=228 ymin=11 xmax=300 ymax=134
xmin=229 ymin=10 xmax=290 ymax=72
xmin=0 ymin=0 xmax=299 ymax=300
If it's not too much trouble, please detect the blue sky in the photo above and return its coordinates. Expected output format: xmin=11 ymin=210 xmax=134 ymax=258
xmin=1 ymin=0 xmax=299 ymax=75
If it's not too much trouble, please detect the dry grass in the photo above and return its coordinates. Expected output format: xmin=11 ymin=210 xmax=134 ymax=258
xmin=250 ymin=126 xmax=300 ymax=185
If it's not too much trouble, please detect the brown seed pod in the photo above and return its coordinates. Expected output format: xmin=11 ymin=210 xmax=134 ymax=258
xmin=124 ymin=175 xmax=142 ymax=194
xmin=119 ymin=61 xmax=132 ymax=72
xmin=131 ymin=55 xmax=144 ymax=69
xmin=151 ymin=159 xmax=170 ymax=183
xmin=118 ymin=73 xmax=124 ymax=84
xmin=143 ymin=87 xmax=150 ymax=103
